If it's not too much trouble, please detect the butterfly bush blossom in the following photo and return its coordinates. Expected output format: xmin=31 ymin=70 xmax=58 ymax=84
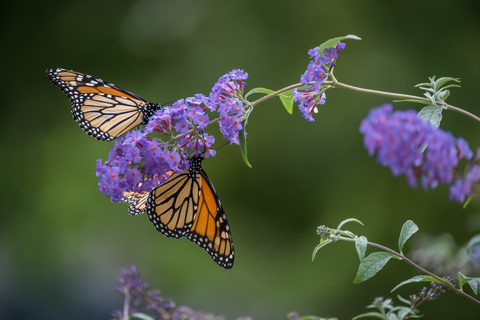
xmin=360 ymin=104 xmax=480 ymax=202
xmin=112 ymin=266 xmax=182 ymax=320
xmin=293 ymin=42 xmax=346 ymax=121
xmin=96 ymin=70 xmax=249 ymax=202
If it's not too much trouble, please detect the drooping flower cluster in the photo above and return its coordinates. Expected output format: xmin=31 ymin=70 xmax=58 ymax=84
xmin=96 ymin=70 xmax=249 ymax=202
xmin=209 ymin=69 xmax=249 ymax=144
xmin=293 ymin=42 xmax=346 ymax=121
xmin=360 ymin=104 xmax=480 ymax=202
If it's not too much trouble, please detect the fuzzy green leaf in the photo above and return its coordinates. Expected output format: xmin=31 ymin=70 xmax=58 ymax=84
xmin=279 ymin=89 xmax=294 ymax=114
xmin=441 ymin=84 xmax=461 ymax=90
xmin=396 ymin=294 xmax=411 ymax=305
xmin=468 ymin=279 xmax=479 ymax=295
xmin=393 ymin=99 xmax=431 ymax=106
xmin=244 ymin=87 xmax=273 ymax=99
xmin=418 ymin=105 xmax=443 ymax=128
xmin=393 ymin=307 xmax=417 ymax=320
xmin=354 ymin=252 xmax=395 ymax=284
xmin=239 ymin=121 xmax=251 ymax=168
xmin=458 ymin=271 xmax=474 ymax=290
xmin=398 ymin=220 xmax=419 ymax=253
xmin=355 ymin=236 xmax=368 ymax=262
xmin=435 ymin=77 xmax=460 ymax=89
xmin=441 ymin=90 xmax=450 ymax=101
xmin=312 ymin=239 xmax=333 ymax=261
xmin=245 ymin=87 xmax=294 ymax=114
xmin=318 ymin=35 xmax=361 ymax=53
xmin=337 ymin=218 xmax=364 ymax=230
xmin=391 ymin=275 xmax=441 ymax=292
xmin=414 ymin=82 xmax=432 ymax=88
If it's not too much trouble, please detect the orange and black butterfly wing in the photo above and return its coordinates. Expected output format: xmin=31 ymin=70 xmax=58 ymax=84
xmin=144 ymin=157 xmax=234 ymax=269
xmin=146 ymin=171 xmax=200 ymax=239
xmin=46 ymin=68 xmax=157 ymax=141
xmin=187 ymin=168 xmax=234 ymax=269
xmin=123 ymin=191 xmax=149 ymax=216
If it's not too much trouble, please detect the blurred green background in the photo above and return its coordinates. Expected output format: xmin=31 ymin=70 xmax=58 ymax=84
xmin=2 ymin=0 xmax=480 ymax=319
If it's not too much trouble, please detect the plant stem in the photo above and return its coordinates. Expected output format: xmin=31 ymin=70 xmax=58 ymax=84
xmin=166 ymin=80 xmax=480 ymax=145
xmin=326 ymin=81 xmax=480 ymax=124
xmin=123 ymin=292 xmax=131 ymax=320
xmin=249 ymin=83 xmax=305 ymax=107
xmin=339 ymin=237 xmax=480 ymax=306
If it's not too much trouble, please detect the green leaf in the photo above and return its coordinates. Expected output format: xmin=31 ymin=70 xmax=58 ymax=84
xmin=279 ymin=89 xmax=294 ymax=114
xmin=239 ymin=120 xmax=251 ymax=168
xmin=352 ymin=312 xmax=385 ymax=320
xmin=355 ymin=235 xmax=368 ymax=262
xmin=441 ymin=89 xmax=450 ymax=102
xmin=387 ymin=314 xmax=400 ymax=320
xmin=312 ymin=239 xmax=333 ymax=261
xmin=245 ymin=87 xmax=294 ymax=114
xmin=392 ymin=307 xmax=416 ymax=320
xmin=396 ymin=294 xmax=410 ymax=305
xmin=414 ymin=82 xmax=432 ymax=88
xmin=318 ymin=35 xmax=361 ymax=53
xmin=418 ymin=87 xmax=436 ymax=93
xmin=244 ymin=87 xmax=274 ymax=99
xmin=435 ymin=77 xmax=460 ymax=89
xmin=418 ymin=105 xmax=443 ymax=128
xmin=398 ymin=220 xmax=419 ymax=253
xmin=337 ymin=218 xmax=364 ymax=230
xmin=354 ymin=252 xmax=395 ymax=284
xmin=468 ymin=279 xmax=479 ymax=295
xmin=393 ymin=99 xmax=431 ymax=106
xmin=340 ymin=230 xmax=356 ymax=238
xmin=391 ymin=275 xmax=441 ymax=292
xmin=466 ymin=234 xmax=480 ymax=256
xmin=463 ymin=196 xmax=473 ymax=208
xmin=441 ymin=84 xmax=461 ymax=90
xmin=132 ymin=312 xmax=156 ymax=320
xmin=458 ymin=271 xmax=474 ymax=290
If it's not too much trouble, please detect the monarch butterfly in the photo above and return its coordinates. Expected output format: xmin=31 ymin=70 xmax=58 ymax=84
xmin=123 ymin=156 xmax=235 ymax=269
xmin=46 ymin=68 xmax=160 ymax=141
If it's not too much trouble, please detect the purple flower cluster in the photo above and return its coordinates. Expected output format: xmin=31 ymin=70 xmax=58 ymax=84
xmin=113 ymin=265 xmax=238 ymax=320
xmin=96 ymin=70 xmax=249 ymax=202
xmin=209 ymin=69 xmax=248 ymax=144
xmin=360 ymin=104 xmax=480 ymax=202
xmin=409 ymin=277 xmax=454 ymax=306
xmin=293 ymin=42 xmax=345 ymax=121
xmin=112 ymin=266 xmax=175 ymax=320
xmin=115 ymin=266 xmax=149 ymax=306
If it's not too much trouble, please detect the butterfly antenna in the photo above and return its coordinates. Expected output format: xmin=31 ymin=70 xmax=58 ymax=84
xmin=214 ymin=141 xmax=230 ymax=151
